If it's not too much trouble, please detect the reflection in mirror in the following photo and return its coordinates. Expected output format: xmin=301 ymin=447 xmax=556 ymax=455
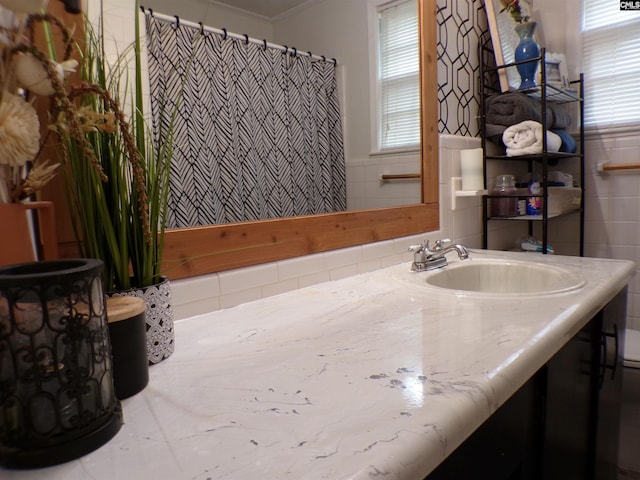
xmin=139 ymin=0 xmax=439 ymax=278
xmin=145 ymin=15 xmax=347 ymax=227
xmin=144 ymin=0 xmax=423 ymax=227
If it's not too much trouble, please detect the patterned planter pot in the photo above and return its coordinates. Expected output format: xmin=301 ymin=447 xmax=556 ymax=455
xmin=110 ymin=277 xmax=175 ymax=365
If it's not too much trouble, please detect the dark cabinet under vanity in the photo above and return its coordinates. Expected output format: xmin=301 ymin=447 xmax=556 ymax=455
xmin=427 ymin=288 xmax=627 ymax=480
xmin=594 ymin=290 xmax=627 ymax=479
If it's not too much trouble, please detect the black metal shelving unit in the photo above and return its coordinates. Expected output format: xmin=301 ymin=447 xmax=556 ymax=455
xmin=479 ymin=42 xmax=585 ymax=256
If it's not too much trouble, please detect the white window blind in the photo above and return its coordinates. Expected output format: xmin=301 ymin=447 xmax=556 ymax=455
xmin=377 ymin=0 xmax=420 ymax=150
xmin=583 ymin=1 xmax=640 ymax=129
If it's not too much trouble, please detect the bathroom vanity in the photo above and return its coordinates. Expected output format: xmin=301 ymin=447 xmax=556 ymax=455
xmin=428 ymin=286 xmax=627 ymax=480
xmin=2 ymin=250 xmax=635 ymax=480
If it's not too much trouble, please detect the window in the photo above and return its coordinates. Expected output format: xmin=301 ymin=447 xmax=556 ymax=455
xmin=583 ymin=1 xmax=640 ymax=129
xmin=371 ymin=0 xmax=420 ymax=152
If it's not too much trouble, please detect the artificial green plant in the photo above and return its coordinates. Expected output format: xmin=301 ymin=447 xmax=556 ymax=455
xmin=56 ymin=1 xmax=175 ymax=292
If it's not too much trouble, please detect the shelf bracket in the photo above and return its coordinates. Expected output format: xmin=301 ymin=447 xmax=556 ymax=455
xmin=450 ymin=177 xmax=487 ymax=210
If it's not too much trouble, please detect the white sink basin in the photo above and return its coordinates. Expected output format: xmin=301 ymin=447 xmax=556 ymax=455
xmin=424 ymin=259 xmax=586 ymax=295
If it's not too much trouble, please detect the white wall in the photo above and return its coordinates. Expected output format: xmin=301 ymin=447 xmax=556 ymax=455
xmin=530 ymin=0 xmax=581 ymax=78
xmin=142 ymin=0 xmax=274 ymax=39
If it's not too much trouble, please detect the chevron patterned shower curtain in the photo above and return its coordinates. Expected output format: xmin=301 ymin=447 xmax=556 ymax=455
xmin=144 ymin=14 xmax=346 ymax=228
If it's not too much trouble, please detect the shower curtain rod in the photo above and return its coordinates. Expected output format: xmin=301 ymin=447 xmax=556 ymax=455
xmin=140 ymin=7 xmax=338 ymax=65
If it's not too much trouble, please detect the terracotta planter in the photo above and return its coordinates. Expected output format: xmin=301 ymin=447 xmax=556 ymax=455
xmin=110 ymin=277 xmax=175 ymax=365
xmin=0 ymin=201 xmax=58 ymax=267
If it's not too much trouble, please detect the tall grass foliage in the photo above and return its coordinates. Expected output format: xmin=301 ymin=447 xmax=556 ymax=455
xmin=60 ymin=2 xmax=176 ymax=292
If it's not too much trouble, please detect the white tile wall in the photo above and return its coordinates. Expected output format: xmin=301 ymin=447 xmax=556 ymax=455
xmin=584 ymin=131 xmax=640 ymax=330
xmin=346 ymin=152 xmax=422 ymax=210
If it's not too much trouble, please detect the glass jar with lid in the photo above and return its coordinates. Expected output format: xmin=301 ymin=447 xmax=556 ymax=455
xmin=491 ymin=174 xmax=518 ymax=217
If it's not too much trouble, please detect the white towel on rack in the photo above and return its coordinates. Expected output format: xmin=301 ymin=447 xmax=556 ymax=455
xmin=502 ymin=120 xmax=562 ymax=156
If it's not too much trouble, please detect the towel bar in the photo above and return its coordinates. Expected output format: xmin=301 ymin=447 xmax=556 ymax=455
xmin=597 ymin=162 xmax=640 ymax=173
xmin=379 ymin=173 xmax=421 ymax=181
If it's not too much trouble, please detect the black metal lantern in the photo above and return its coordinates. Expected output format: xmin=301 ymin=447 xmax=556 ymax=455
xmin=0 ymin=259 xmax=122 ymax=469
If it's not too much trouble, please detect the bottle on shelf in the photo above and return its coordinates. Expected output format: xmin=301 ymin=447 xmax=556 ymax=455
xmin=526 ymin=173 xmax=542 ymax=215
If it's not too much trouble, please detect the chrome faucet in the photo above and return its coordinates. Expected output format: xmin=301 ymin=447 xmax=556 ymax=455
xmin=408 ymin=239 xmax=470 ymax=271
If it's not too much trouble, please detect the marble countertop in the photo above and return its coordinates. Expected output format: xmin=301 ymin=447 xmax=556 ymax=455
xmin=4 ymin=250 xmax=635 ymax=480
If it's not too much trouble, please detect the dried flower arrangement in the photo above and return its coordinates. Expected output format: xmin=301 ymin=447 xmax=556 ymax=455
xmin=499 ymin=0 xmax=531 ymax=24
xmin=0 ymin=0 xmax=73 ymax=203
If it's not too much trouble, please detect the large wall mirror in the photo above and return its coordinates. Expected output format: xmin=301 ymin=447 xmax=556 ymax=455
xmin=150 ymin=0 xmax=439 ymax=279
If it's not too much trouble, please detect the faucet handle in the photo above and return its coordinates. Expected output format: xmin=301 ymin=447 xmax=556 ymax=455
xmin=432 ymin=238 xmax=451 ymax=251
xmin=408 ymin=243 xmax=425 ymax=253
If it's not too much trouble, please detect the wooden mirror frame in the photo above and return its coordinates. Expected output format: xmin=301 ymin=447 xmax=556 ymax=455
xmin=161 ymin=0 xmax=439 ymax=280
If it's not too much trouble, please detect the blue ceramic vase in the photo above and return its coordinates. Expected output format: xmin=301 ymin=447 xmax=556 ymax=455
xmin=514 ymin=21 xmax=540 ymax=90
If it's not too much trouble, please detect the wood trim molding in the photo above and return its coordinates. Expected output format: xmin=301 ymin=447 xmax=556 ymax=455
xmin=420 ymin=0 xmax=439 ymax=205
xmin=162 ymin=203 xmax=439 ymax=279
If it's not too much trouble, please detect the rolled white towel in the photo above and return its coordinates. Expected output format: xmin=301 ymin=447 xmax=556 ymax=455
xmin=502 ymin=120 xmax=562 ymax=156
